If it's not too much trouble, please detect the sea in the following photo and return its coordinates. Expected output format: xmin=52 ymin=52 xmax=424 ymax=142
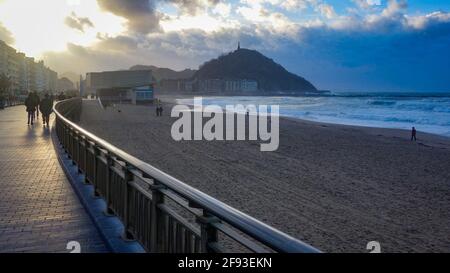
xmin=176 ymin=92 xmax=450 ymax=137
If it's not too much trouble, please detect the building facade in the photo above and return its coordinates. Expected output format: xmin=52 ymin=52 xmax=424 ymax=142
xmin=85 ymin=70 xmax=154 ymax=104
xmin=0 ymin=40 xmax=58 ymax=97
xmin=157 ymin=78 xmax=258 ymax=93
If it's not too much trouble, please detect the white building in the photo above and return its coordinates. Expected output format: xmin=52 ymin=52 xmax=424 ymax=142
xmin=241 ymin=79 xmax=258 ymax=92
xmin=224 ymin=79 xmax=258 ymax=92
xmin=0 ymin=40 xmax=58 ymax=96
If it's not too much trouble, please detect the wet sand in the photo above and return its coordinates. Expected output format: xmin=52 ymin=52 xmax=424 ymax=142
xmin=78 ymin=100 xmax=450 ymax=253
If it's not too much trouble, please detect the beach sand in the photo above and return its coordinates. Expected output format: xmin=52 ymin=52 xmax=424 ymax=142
xmin=78 ymin=100 xmax=450 ymax=253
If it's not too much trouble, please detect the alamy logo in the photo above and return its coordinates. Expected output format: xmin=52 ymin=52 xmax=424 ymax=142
xmin=171 ymin=97 xmax=280 ymax=151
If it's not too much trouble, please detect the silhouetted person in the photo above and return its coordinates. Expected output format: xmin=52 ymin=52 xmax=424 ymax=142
xmin=155 ymin=100 xmax=163 ymax=116
xmin=58 ymin=92 xmax=66 ymax=101
xmin=411 ymin=127 xmax=417 ymax=141
xmin=32 ymin=92 xmax=40 ymax=119
xmin=25 ymin=93 xmax=35 ymax=125
xmin=39 ymin=94 xmax=53 ymax=126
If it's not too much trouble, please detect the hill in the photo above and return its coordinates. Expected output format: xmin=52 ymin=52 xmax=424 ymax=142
xmin=130 ymin=65 xmax=196 ymax=82
xmin=60 ymin=71 xmax=79 ymax=84
xmin=194 ymin=48 xmax=317 ymax=92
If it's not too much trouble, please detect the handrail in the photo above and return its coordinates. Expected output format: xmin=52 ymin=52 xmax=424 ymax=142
xmin=53 ymin=98 xmax=321 ymax=253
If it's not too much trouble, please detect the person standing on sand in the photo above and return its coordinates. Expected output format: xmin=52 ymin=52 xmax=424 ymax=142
xmin=411 ymin=127 xmax=417 ymax=141
xmin=155 ymin=99 xmax=163 ymax=117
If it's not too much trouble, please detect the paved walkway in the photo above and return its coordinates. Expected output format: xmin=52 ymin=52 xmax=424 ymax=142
xmin=0 ymin=106 xmax=108 ymax=253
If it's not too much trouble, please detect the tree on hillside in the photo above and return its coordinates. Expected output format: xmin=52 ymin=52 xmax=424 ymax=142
xmin=0 ymin=73 xmax=12 ymax=108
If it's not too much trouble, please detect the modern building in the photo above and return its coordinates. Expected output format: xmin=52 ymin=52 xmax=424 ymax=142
xmin=0 ymin=40 xmax=58 ymax=97
xmin=85 ymin=70 xmax=154 ymax=104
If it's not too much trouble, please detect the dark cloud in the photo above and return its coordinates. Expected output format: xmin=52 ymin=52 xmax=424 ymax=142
xmin=96 ymin=0 xmax=221 ymax=33
xmin=0 ymin=22 xmax=14 ymax=45
xmin=97 ymin=0 xmax=162 ymax=33
xmin=276 ymin=11 xmax=450 ymax=91
xmin=64 ymin=12 xmax=94 ymax=32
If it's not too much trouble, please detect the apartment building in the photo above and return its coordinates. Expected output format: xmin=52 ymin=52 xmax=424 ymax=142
xmin=0 ymin=40 xmax=58 ymax=97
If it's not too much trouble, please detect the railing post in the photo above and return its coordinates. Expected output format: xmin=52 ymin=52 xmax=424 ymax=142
xmin=73 ymin=131 xmax=79 ymax=166
xmin=68 ymin=127 xmax=73 ymax=161
xmin=104 ymin=153 xmax=114 ymax=216
xmin=77 ymin=136 xmax=82 ymax=174
xmin=82 ymin=137 xmax=88 ymax=178
xmin=122 ymin=165 xmax=135 ymax=241
xmin=149 ymin=182 xmax=165 ymax=253
xmin=197 ymin=212 xmax=220 ymax=253
xmin=63 ymin=123 xmax=68 ymax=154
xmin=93 ymin=146 xmax=100 ymax=198
xmin=83 ymin=140 xmax=90 ymax=184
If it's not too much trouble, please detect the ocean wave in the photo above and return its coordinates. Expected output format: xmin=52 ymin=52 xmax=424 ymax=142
xmin=194 ymin=95 xmax=450 ymax=137
xmin=367 ymin=100 xmax=397 ymax=106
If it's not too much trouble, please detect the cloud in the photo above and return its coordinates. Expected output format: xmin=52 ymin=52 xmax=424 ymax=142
xmin=42 ymin=2 xmax=450 ymax=92
xmin=382 ymin=0 xmax=408 ymax=17
xmin=0 ymin=22 xmax=14 ymax=45
xmin=97 ymin=0 xmax=162 ymax=33
xmin=212 ymin=2 xmax=231 ymax=17
xmin=96 ymin=0 xmax=221 ymax=33
xmin=95 ymin=34 xmax=139 ymax=52
xmin=353 ymin=0 xmax=382 ymax=10
xmin=316 ymin=4 xmax=336 ymax=19
xmin=64 ymin=12 xmax=94 ymax=32
xmin=166 ymin=0 xmax=220 ymax=16
xmin=279 ymin=0 xmax=316 ymax=11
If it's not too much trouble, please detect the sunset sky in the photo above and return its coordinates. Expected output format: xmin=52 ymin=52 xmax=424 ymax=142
xmin=0 ymin=0 xmax=449 ymax=92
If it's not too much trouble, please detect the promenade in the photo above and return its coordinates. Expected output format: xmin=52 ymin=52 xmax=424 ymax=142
xmin=0 ymin=106 xmax=108 ymax=253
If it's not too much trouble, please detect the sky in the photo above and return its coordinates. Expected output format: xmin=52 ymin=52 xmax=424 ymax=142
xmin=0 ymin=0 xmax=449 ymax=92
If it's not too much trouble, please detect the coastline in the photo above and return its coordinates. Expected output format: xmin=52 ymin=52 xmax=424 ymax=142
xmin=78 ymin=100 xmax=450 ymax=252
xmin=159 ymin=94 xmax=450 ymax=141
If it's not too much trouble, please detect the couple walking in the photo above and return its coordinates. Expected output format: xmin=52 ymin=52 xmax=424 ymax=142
xmin=25 ymin=92 xmax=53 ymax=126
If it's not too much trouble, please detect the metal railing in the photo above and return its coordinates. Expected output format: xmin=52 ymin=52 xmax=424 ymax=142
xmin=54 ymin=98 xmax=320 ymax=253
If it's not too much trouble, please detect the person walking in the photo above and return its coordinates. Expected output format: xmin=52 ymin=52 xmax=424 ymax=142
xmin=33 ymin=92 xmax=40 ymax=119
xmin=155 ymin=99 xmax=162 ymax=117
xmin=25 ymin=93 xmax=35 ymax=125
xmin=158 ymin=104 xmax=163 ymax=117
xmin=39 ymin=94 xmax=53 ymax=127
xmin=411 ymin=127 xmax=417 ymax=141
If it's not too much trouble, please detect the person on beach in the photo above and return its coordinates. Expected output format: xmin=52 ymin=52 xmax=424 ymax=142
xmin=411 ymin=127 xmax=417 ymax=141
xmin=155 ymin=99 xmax=163 ymax=117
xmin=25 ymin=93 xmax=36 ymax=125
xmin=39 ymin=94 xmax=53 ymax=126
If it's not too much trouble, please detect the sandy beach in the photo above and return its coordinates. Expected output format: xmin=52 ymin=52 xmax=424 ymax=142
xmin=78 ymin=100 xmax=450 ymax=253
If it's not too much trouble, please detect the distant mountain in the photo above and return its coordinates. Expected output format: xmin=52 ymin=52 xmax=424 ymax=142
xmin=130 ymin=65 xmax=196 ymax=82
xmin=194 ymin=48 xmax=317 ymax=92
xmin=60 ymin=72 xmax=80 ymax=84
xmin=57 ymin=77 xmax=75 ymax=91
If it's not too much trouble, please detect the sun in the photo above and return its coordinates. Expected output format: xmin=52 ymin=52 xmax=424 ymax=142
xmin=0 ymin=0 xmax=126 ymax=58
